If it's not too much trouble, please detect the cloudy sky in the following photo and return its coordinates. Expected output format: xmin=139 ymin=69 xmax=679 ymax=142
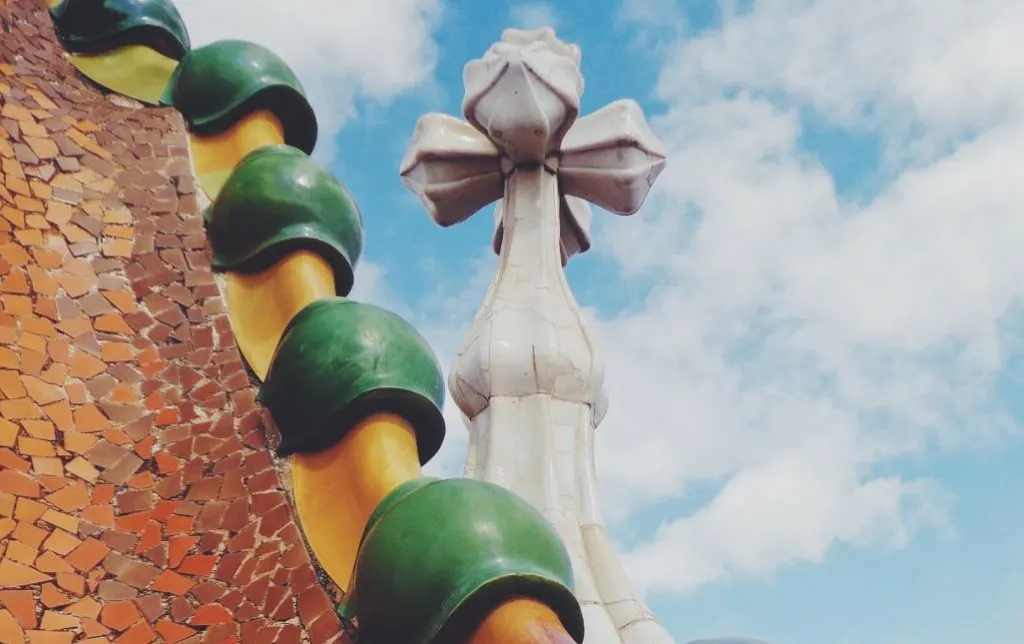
xmin=174 ymin=1 xmax=1024 ymax=642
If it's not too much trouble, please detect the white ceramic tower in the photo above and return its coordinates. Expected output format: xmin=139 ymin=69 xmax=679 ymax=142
xmin=401 ymin=28 xmax=672 ymax=644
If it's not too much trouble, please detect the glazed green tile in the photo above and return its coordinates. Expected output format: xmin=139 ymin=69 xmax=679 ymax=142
xmin=340 ymin=478 xmax=584 ymax=644
xmin=162 ymin=40 xmax=318 ymax=154
xmin=258 ymin=298 xmax=446 ymax=461
xmin=205 ymin=144 xmax=363 ymax=294
xmin=50 ymin=0 xmax=190 ymax=59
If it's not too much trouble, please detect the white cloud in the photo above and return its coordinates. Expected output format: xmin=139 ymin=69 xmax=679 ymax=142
xmin=332 ymin=0 xmax=1024 ymax=601
xmin=589 ymin=0 xmax=1024 ymax=593
xmin=509 ymin=2 xmax=560 ymax=30
xmin=174 ymin=0 xmax=443 ymax=161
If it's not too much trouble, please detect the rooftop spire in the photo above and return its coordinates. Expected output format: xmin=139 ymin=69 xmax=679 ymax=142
xmin=402 ymin=27 xmax=673 ymax=643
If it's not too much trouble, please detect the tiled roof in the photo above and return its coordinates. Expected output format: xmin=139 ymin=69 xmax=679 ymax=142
xmin=0 ymin=1 xmax=349 ymax=641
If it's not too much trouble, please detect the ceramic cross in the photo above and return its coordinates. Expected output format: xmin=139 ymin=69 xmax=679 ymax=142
xmin=401 ymin=27 xmax=673 ymax=644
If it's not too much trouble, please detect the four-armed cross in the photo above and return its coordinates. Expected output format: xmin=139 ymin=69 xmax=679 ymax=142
xmin=401 ymin=27 xmax=673 ymax=644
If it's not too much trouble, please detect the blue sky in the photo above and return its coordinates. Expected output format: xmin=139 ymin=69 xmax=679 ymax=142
xmin=175 ymin=1 xmax=1024 ymax=642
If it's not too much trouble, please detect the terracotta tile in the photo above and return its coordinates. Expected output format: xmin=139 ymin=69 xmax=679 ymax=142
xmin=150 ymin=570 xmax=193 ymax=596
xmin=41 ymin=400 xmax=73 ymax=431
xmin=72 ymin=404 xmax=109 ymax=432
xmin=0 ymin=589 xmax=37 ymax=628
xmin=0 ymin=448 xmax=30 ymax=472
xmin=16 ymin=436 xmax=54 ymax=457
xmin=94 ymin=312 xmax=133 ymax=336
xmin=189 ymin=603 xmax=233 ymax=627
xmin=54 ymin=573 xmax=86 ymax=596
xmin=35 ymin=550 xmax=75 ymax=575
xmin=39 ymin=583 xmax=72 ymax=609
xmin=55 ymin=316 xmax=91 ymax=338
xmin=43 ymin=529 xmax=82 ymax=557
xmin=21 ymin=420 xmax=54 ymax=440
xmin=92 ymin=484 xmax=115 ymax=505
xmin=0 ymin=397 xmax=40 ymax=420
xmin=154 ymin=620 xmax=196 ymax=644
xmin=31 ymin=457 xmax=63 ymax=477
xmin=0 ymin=518 xmax=13 ymax=540
xmin=65 ymin=596 xmax=102 ymax=619
xmin=25 ymin=631 xmax=74 ymax=644
xmin=13 ymin=497 xmax=45 ymax=522
xmin=4 ymin=540 xmax=37 ymax=566
xmin=11 ymin=522 xmax=47 ymax=548
xmin=102 ymin=290 xmax=136 ymax=313
xmin=0 ymin=609 xmax=26 ymax=642
xmin=114 ymin=619 xmax=156 ymax=644
xmin=99 ymin=599 xmax=141 ymax=631
xmin=38 ymin=610 xmax=79 ymax=630
xmin=18 ymin=372 xmax=61 ymax=401
xmin=45 ymin=480 xmax=89 ymax=512
xmin=64 ymin=538 xmax=110 ymax=573
xmin=81 ymin=505 xmax=114 ymax=528
xmin=64 ymin=457 xmax=99 ymax=483
xmin=0 ymin=369 xmax=26 ymax=397
xmin=68 ymin=352 xmax=105 ymax=379
xmin=0 ymin=419 xmax=17 ymax=447
xmin=0 ymin=469 xmax=40 ymax=497
xmin=62 ymin=432 xmax=97 ymax=455
xmin=0 ymin=558 xmax=52 ymax=587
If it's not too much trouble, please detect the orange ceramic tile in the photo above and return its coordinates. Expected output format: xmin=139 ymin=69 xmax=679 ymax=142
xmin=35 ymin=551 xmax=74 ymax=575
xmin=67 ymin=353 xmax=105 ymax=379
xmin=17 ymin=436 xmax=55 ymax=458
xmin=70 ymin=404 xmax=109 ymax=433
xmin=94 ymin=313 xmax=133 ymax=336
xmin=90 ymin=485 xmax=114 ymax=505
xmin=39 ymin=584 xmax=72 ymax=609
xmin=101 ymin=290 xmax=136 ymax=314
xmin=44 ymin=480 xmax=89 ymax=513
xmin=53 ymin=573 xmax=84 ymax=596
xmin=0 ymin=558 xmax=51 ymax=587
xmin=0 ymin=469 xmax=40 ymax=497
xmin=63 ymin=457 xmax=99 ymax=484
xmin=0 ymin=609 xmax=25 ymax=643
xmin=63 ymin=538 xmax=109 ymax=573
xmin=99 ymin=600 xmax=141 ymax=631
xmin=99 ymin=342 xmax=133 ymax=362
xmin=61 ymin=433 xmax=97 ymax=456
xmin=80 ymin=505 xmax=113 ymax=528
xmin=25 ymin=630 xmax=74 ymax=644
xmin=54 ymin=316 xmax=91 ymax=338
xmin=149 ymin=570 xmax=193 ymax=596
xmin=154 ymin=619 xmax=196 ymax=643
xmin=115 ymin=619 xmax=156 ymax=644
xmin=0 ymin=397 xmax=41 ymax=420
xmin=0 ymin=418 xmax=17 ymax=447
xmin=38 ymin=610 xmax=79 ymax=631
xmin=0 ymin=589 xmax=37 ymax=628
xmin=13 ymin=497 xmax=45 ymax=522
xmin=0 ymin=448 xmax=30 ymax=472
xmin=65 ymin=597 xmax=101 ymax=619
xmin=42 ymin=530 xmax=81 ymax=557
xmin=40 ymin=400 xmax=72 ymax=431
xmin=11 ymin=522 xmax=46 ymax=549
xmin=31 ymin=457 xmax=63 ymax=477
xmin=4 ymin=540 xmax=38 ymax=566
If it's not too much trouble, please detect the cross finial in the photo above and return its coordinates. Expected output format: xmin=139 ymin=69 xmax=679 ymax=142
xmin=401 ymin=28 xmax=676 ymax=644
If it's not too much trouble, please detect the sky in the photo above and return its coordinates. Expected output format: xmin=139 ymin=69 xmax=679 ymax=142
xmin=172 ymin=1 xmax=1024 ymax=642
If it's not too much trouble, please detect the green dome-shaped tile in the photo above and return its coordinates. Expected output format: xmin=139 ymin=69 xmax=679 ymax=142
xmin=206 ymin=145 xmax=363 ymax=294
xmin=50 ymin=0 xmax=190 ymax=59
xmin=162 ymin=40 xmax=317 ymax=153
xmin=341 ymin=478 xmax=584 ymax=644
xmin=259 ymin=298 xmax=446 ymax=461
